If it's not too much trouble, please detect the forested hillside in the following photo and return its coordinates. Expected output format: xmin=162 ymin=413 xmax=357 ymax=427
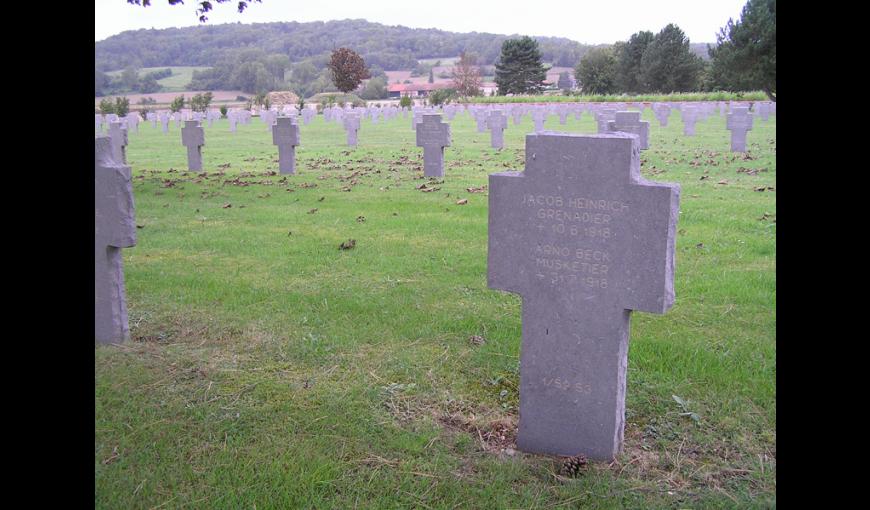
xmin=95 ymin=19 xmax=611 ymax=72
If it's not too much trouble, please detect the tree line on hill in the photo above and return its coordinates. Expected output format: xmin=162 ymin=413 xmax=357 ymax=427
xmin=95 ymin=18 xmax=597 ymax=74
xmin=574 ymin=0 xmax=774 ymax=100
xmin=96 ymin=1 xmax=772 ymax=101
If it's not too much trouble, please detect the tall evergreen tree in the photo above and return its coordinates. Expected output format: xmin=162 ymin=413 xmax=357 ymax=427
xmin=494 ymin=36 xmax=548 ymax=95
xmin=616 ymin=31 xmax=654 ymax=93
xmin=639 ymin=24 xmax=703 ymax=92
xmin=708 ymin=0 xmax=776 ymax=100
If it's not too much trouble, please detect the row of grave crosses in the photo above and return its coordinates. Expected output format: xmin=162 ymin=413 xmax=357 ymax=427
xmin=98 ymin=104 xmax=760 ymax=189
xmin=96 ymin=125 xmax=681 ymax=464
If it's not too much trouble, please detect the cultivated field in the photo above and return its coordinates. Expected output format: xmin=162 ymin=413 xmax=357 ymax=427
xmin=106 ymin=66 xmax=212 ymax=92
xmin=96 ymin=109 xmax=776 ymax=508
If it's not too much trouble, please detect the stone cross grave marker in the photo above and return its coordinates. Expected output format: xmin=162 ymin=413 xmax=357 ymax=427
xmin=531 ymin=108 xmax=547 ymax=133
xmin=596 ymin=108 xmax=617 ymax=133
xmin=343 ymin=112 xmax=361 ymax=147
xmin=474 ymin=109 xmax=488 ymax=133
xmin=415 ymin=114 xmax=451 ymax=178
xmin=95 ymin=136 xmax=137 ymax=345
xmin=487 ymin=132 xmax=680 ymax=460
xmin=726 ymin=106 xmax=753 ymax=152
xmin=108 ymin=121 xmax=128 ymax=165
xmin=608 ymin=111 xmax=650 ymax=150
xmin=756 ymin=102 xmax=770 ymax=121
xmin=95 ymin=114 xmax=103 ymax=133
xmin=125 ymin=113 xmax=139 ymax=133
xmin=681 ymin=106 xmax=699 ymax=135
xmin=653 ymin=104 xmax=671 ymax=127
xmin=272 ymin=116 xmax=301 ymax=174
xmin=557 ymin=106 xmax=570 ymax=125
xmin=181 ymin=120 xmax=205 ymax=171
xmin=160 ymin=112 xmax=170 ymax=133
xmin=487 ymin=110 xmax=507 ymax=149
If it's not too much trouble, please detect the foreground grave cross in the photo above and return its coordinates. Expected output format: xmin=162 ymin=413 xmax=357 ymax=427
xmin=181 ymin=120 xmax=205 ymax=171
xmin=415 ymin=114 xmax=451 ymax=178
xmin=272 ymin=116 xmax=301 ymax=174
xmin=488 ymin=132 xmax=680 ymax=460
xmin=95 ymin=136 xmax=137 ymax=345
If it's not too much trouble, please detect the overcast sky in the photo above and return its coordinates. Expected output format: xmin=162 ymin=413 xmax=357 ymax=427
xmin=95 ymin=0 xmax=747 ymax=45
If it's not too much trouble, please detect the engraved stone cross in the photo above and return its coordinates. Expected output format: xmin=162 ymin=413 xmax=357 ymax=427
xmin=487 ymin=110 xmax=507 ymax=149
xmin=272 ymin=116 xmax=301 ymax=174
xmin=108 ymin=121 xmax=128 ymax=165
xmin=607 ymin=111 xmax=650 ymax=150
xmin=181 ymin=120 xmax=205 ymax=171
xmin=415 ymin=114 xmax=451 ymax=178
xmin=726 ymin=106 xmax=754 ymax=152
xmin=95 ymin=136 xmax=137 ymax=345
xmin=487 ymin=132 xmax=680 ymax=460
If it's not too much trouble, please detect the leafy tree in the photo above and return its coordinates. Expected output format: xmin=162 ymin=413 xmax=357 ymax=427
xmin=429 ymin=88 xmax=456 ymax=106
xmin=189 ymin=92 xmax=214 ymax=112
xmin=170 ymin=95 xmax=185 ymax=113
xmin=138 ymin=75 xmax=161 ymax=93
xmin=639 ymin=24 xmax=703 ymax=92
xmin=359 ymin=77 xmax=388 ymax=100
xmin=126 ymin=0 xmax=261 ymax=23
xmin=264 ymin=54 xmax=290 ymax=81
xmin=99 ymin=98 xmax=115 ymax=114
xmin=114 ymin=97 xmax=131 ymax=117
xmin=399 ymin=95 xmax=412 ymax=108
xmin=616 ymin=31 xmax=655 ymax=93
xmin=95 ymin=70 xmax=111 ymax=97
xmin=121 ymin=66 xmax=140 ymax=91
xmin=451 ymin=51 xmax=482 ymax=97
xmin=575 ymin=47 xmax=617 ymax=95
xmin=327 ymin=48 xmax=371 ymax=94
xmin=220 ymin=105 xmax=228 ymax=117
xmin=494 ymin=36 xmax=548 ymax=95
xmin=708 ymin=0 xmax=775 ymax=100
xmin=231 ymin=61 xmax=277 ymax=94
xmin=428 ymin=68 xmax=434 ymax=84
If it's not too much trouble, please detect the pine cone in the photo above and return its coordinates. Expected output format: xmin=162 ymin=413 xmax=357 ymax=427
xmin=560 ymin=454 xmax=588 ymax=477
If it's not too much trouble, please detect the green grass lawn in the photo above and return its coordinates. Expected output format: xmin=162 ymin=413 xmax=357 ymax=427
xmin=96 ymin=108 xmax=776 ymax=508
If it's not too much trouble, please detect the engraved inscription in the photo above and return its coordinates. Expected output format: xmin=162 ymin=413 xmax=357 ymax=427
xmin=523 ymin=194 xmax=627 ymax=241
xmin=542 ymin=376 xmax=592 ymax=395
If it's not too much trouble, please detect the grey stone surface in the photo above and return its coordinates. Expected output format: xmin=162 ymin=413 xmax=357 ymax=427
xmin=653 ymin=104 xmax=670 ymax=127
xmin=487 ymin=132 xmax=680 ymax=460
xmin=181 ymin=120 xmax=205 ymax=171
xmin=95 ymin=136 xmax=137 ymax=345
xmin=487 ymin=110 xmax=507 ymax=149
xmin=531 ymin=109 xmax=548 ymax=133
xmin=681 ymin=106 xmax=699 ymax=135
xmin=343 ymin=113 xmax=361 ymax=146
xmin=415 ymin=114 xmax=451 ymax=178
xmin=475 ymin=110 xmax=488 ymax=132
xmin=95 ymin=114 xmax=103 ymax=132
xmin=607 ymin=111 xmax=650 ymax=150
xmin=595 ymin=108 xmax=617 ymax=133
xmin=108 ymin=121 xmax=128 ymax=165
xmin=726 ymin=106 xmax=753 ymax=152
xmin=272 ymin=116 xmax=301 ymax=174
